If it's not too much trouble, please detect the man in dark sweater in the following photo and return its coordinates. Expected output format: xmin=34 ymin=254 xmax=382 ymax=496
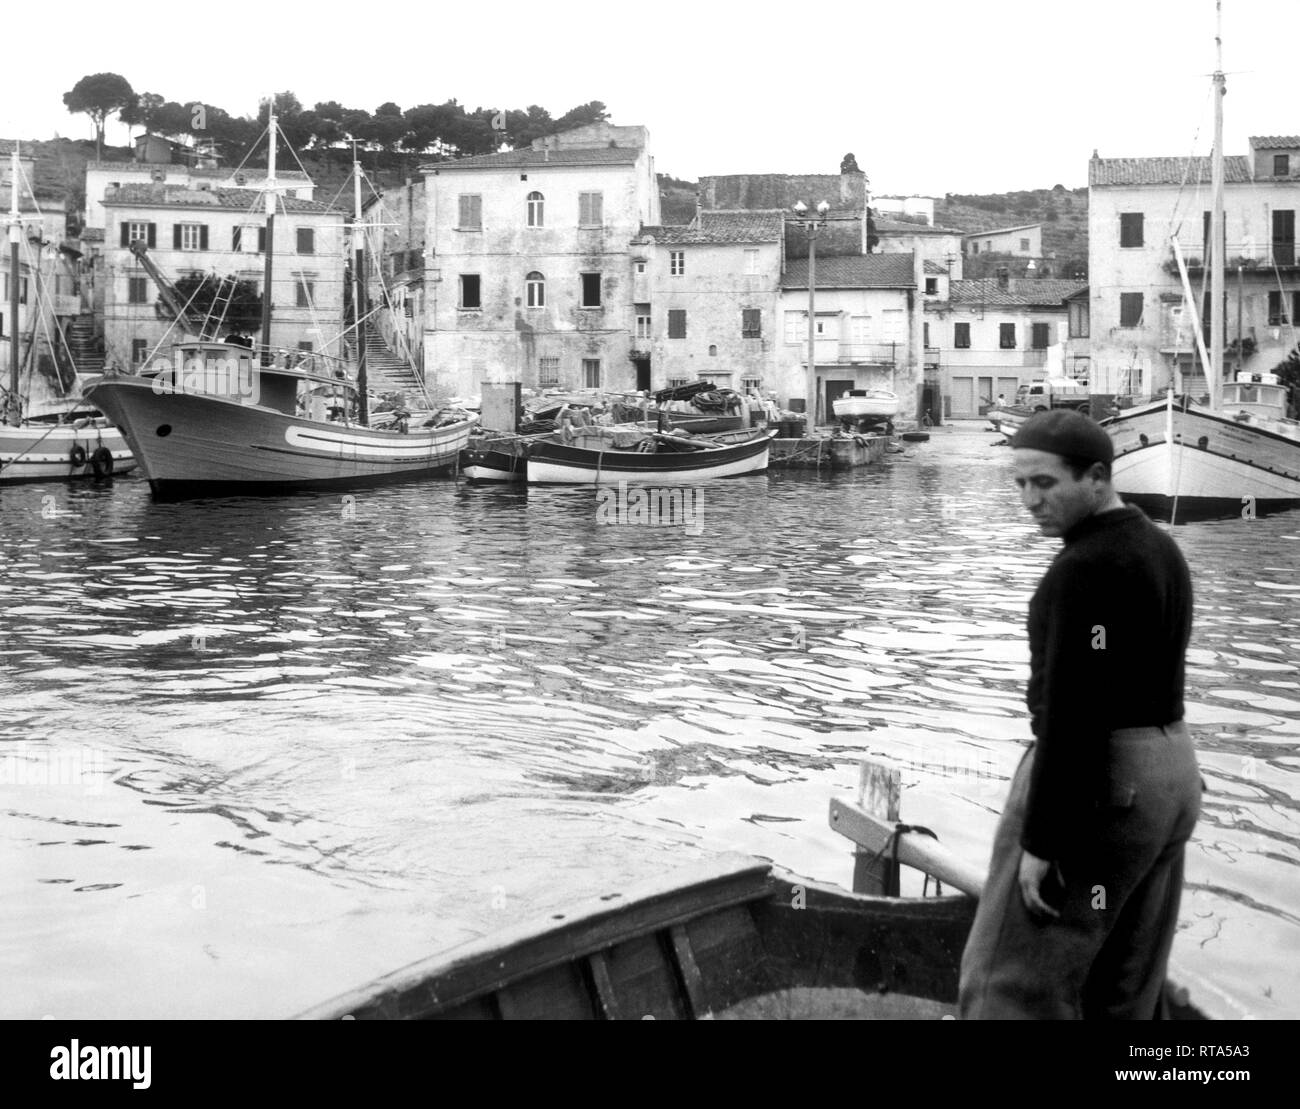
xmin=959 ymin=410 xmax=1202 ymax=1019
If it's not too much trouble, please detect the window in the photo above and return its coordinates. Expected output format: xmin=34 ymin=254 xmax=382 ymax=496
xmin=1202 ymin=211 xmax=1226 ymax=261
xmin=121 ymin=220 xmax=155 ymax=247
xmin=580 ymin=272 xmax=602 ymax=308
xmin=1273 ymin=209 xmax=1295 ymax=266
xmin=924 ymin=277 xmax=938 ymax=295
xmin=667 ymin=378 xmax=689 ymax=388
xmin=296 ymin=277 xmax=315 ymax=308
xmin=578 ymin=191 xmax=602 ymax=227
xmin=1268 ymin=290 xmax=1289 ymax=326
xmin=954 ymin=321 xmax=971 ymax=348
xmin=174 ymin=222 xmax=207 ymax=251
xmin=999 ymin=322 xmax=1017 ymax=349
xmin=742 ymin=308 xmax=761 ymax=338
xmin=582 ymin=358 xmax=600 ymax=388
xmin=458 ymin=194 xmax=482 ymax=230
xmin=634 ymin=260 xmax=647 ymax=274
xmin=1119 ymin=292 xmax=1144 ymax=327
xmin=970 ymin=242 xmax=979 ymax=255
xmin=526 ymin=191 xmax=544 ymax=227
xmin=708 ymin=345 xmax=718 ymax=357
xmin=128 ymin=276 xmax=148 ymax=304
xmin=1274 ymin=154 xmax=1290 ymax=177
xmin=849 ymin=315 xmax=871 ymax=345
xmin=744 ymin=249 xmax=760 ymax=275
xmin=296 ymin=228 xmax=315 ymax=254
xmin=1020 ymin=238 xmax=1030 ymax=252
xmin=539 ymin=356 xmax=560 ymax=385
xmin=1067 ymin=299 xmax=1090 ymax=339
xmin=784 ymin=311 xmax=804 ymax=343
xmin=668 ymin=309 xmax=687 ymax=338
xmin=460 ymin=274 xmax=481 ymax=309
xmin=741 ymin=376 xmax=761 ymax=392
xmin=132 ymin=338 xmax=148 ymax=366
xmin=635 ymin=304 xmax=651 ymax=340
xmin=232 ymin=225 xmax=267 ymax=252
xmin=1031 ymin=322 xmax=1050 ymax=349
xmin=1119 ymin=212 xmax=1144 ymax=248
xmin=297 ymin=341 xmax=313 ymax=353
xmin=923 ymin=322 xmax=930 ymax=347
xmin=525 ymin=271 xmax=545 ymax=308
xmin=670 ymin=250 xmax=685 ymax=276
xmin=882 ymin=310 xmax=905 ymax=342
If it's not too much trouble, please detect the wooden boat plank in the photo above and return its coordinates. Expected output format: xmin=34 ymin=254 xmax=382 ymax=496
xmin=602 ymin=932 xmax=689 ymax=1020
xmin=296 ymin=855 xmax=773 ymax=1019
xmin=494 ymin=961 xmax=596 ymax=1020
xmin=668 ymin=924 xmax=709 ymax=1017
xmin=587 ymin=952 xmax=623 ymax=1020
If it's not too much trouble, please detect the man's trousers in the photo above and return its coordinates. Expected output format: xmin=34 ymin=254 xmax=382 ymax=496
xmin=959 ymin=723 xmax=1202 ymax=1019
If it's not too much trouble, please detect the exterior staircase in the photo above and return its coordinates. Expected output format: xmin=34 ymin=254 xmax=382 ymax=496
xmin=66 ymin=314 xmax=104 ymax=375
xmin=360 ymin=320 xmax=423 ymax=397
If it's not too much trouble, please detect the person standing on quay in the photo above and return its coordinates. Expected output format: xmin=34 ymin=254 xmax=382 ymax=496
xmin=959 ymin=409 xmax=1203 ymax=1019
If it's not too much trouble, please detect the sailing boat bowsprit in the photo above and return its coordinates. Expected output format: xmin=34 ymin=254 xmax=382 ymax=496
xmin=86 ymin=105 xmax=472 ymax=500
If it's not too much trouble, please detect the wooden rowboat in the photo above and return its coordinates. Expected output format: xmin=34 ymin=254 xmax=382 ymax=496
xmin=296 ymin=855 xmax=977 ymax=1020
xmin=297 ymin=759 xmax=1210 ymax=1021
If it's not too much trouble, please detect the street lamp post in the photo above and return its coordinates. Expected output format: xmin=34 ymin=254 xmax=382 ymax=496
xmin=791 ymin=200 xmax=830 ymax=433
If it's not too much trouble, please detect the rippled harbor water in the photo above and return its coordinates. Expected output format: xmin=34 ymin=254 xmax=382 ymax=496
xmin=2 ymin=426 xmax=1297 ymax=1019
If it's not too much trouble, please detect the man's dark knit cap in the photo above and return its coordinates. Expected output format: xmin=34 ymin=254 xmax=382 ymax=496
xmin=1011 ymin=408 xmax=1113 ymax=465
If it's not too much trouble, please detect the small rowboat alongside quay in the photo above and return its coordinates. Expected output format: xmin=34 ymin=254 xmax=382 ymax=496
xmin=524 ymin=426 xmax=775 ymax=485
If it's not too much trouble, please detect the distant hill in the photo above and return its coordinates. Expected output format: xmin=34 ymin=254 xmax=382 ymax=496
xmin=936 ymin=186 xmax=1089 ymax=278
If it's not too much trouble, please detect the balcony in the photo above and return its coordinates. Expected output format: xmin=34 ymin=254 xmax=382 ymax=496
xmin=833 ymin=341 xmax=901 ymax=366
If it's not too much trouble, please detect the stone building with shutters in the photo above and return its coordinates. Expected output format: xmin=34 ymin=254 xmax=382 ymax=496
xmin=924 ymin=276 xmax=1086 ymax=417
xmin=1088 ymin=138 xmax=1300 ymax=399
xmin=630 ymin=211 xmax=784 ymax=396
xmin=420 ymin=122 xmax=660 ymax=400
xmin=99 ymin=183 xmax=346 ymax=371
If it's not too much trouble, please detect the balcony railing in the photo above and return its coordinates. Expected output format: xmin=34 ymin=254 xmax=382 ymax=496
xmin=833 ymin=341 xmax=902 ymax=365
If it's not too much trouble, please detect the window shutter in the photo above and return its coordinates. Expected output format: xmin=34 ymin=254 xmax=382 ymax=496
xmin=120 ymin=222 xmax=130 ymax=247
xmin=147 ymin=223 xmax=157 ymax=248
xmin=199 ymin=225 xmax=209 ymax=251
xmin=258 ymin=227 xmax=267 ymax=252
xmin=173 ymin=224 xmax=182 ymax=249
xmin=232 ymin=226 xmax=242 ymax=251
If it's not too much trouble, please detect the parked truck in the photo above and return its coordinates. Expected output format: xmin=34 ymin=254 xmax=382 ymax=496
xmin=1014 ymin=377 xmax=1092 ymax=415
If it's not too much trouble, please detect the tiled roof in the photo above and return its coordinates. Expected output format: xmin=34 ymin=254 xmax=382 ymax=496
xmin=1089 ymin=155 xmax=1251 ymax=186
xmin=874 ymin=216 xmax=965 ymax=235
xmin=960 ymin=222 xmax=1040 ymax=238
xmin=421 ymin=147 xmax=640 ymax=172
xmin=946 ymin=278 xmax=1087 ymax=307
xmin=80 ymin=227 xmax=105 ymax=242
xmin=642 ymin=210 xmax=784 ymax=244
xmin=782 ymin=253 xmax=919 ymax=289
xmin=924 ymin=260 xmax=948 ymax=275
xmin=89 ymin=160 xmax=313 ymax=181
xmin=1250 ymin=136 xmax=1300 ymax=149
xmin=101 ymin=183 xmax=342 ymax=214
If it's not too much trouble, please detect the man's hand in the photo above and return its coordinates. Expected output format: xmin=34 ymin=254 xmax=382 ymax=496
xmin=1018 ymin=850 xmax=1062 ymax=920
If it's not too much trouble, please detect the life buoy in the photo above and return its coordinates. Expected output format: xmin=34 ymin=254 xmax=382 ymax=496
xmin=68 ymin=444 xmax=87 ymax=467
xmin=91 ymin=445 xmax=114 ymax=477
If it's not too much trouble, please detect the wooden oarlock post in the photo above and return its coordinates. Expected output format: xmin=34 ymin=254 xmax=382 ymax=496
xmin=829 ymin=759 xmax=985 ymax=899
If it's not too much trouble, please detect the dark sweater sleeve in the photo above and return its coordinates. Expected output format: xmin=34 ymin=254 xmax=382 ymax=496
xmin=1021 ymin=557 xmax=1117 ymax=859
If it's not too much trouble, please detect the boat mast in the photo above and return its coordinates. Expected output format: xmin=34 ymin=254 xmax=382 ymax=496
xmin=1209 ymin=0 xmax=1226 ymax=409
xmin=352 ymin=142 xmax=368 ymax=426
xmin=259 ymin=100 xmax=277 ymax=364
xmin=6 ymin=147 xmax=21 ymax=426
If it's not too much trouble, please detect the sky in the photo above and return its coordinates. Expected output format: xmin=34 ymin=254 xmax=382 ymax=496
xmin=5 ymin=0 xmax=1297 ymax=197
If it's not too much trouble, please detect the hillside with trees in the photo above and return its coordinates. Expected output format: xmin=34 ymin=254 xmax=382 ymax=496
xmin=936 ymin=185 xmax=1089 ymax=278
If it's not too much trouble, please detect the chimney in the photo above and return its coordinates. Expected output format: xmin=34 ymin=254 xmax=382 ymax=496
xmin=996 ymin=266 xmax=1010 ymax=290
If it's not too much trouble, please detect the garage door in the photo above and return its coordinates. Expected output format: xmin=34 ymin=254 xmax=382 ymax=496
xmin=951 ymin=377 xmax=975 ymax=416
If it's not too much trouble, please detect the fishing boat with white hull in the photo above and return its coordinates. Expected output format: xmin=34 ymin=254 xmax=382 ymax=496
xmin=91 ymin=341 xmax=471 ymax=499
xmin=85 ymin=108 xmax=472 ymax=501
xmin=525 ymin=427 xmax=774 ymax=485
xmin=1102 ymin=13 xmax=1300 ymax=517
xmin=1 ymin=147 xmax=135 ymax=483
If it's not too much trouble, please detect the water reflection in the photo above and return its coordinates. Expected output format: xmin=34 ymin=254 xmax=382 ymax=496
xmin=1 ymin=431 xmax=1296 ymax=1018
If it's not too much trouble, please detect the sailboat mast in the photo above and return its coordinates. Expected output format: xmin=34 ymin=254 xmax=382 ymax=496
xmin=7 ymin=147 xmax=21 ymax=426
xmin=259 ymin=101 xmax=277 ymax=363
xmin=1209 ymin=0 xmax=1226 ymax=409
xmin=353 ymin=147 xmax=368 ymax=426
